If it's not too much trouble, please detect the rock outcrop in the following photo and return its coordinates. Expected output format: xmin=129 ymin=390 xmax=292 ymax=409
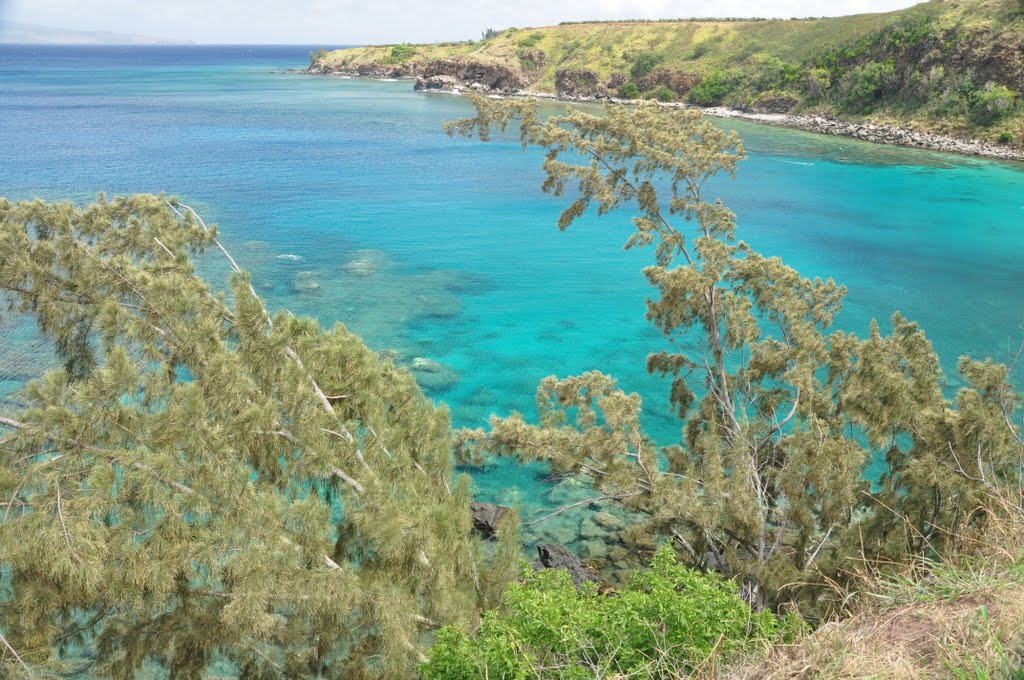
xmin=636 ymin=68 xmax=700 ymax=96
xmin=313 ymin=58 xmax=528 ymax=94
xmin=414 ymin=74 xmax=460 ymax=92
xmin=533 ymin=543 xmax=598 ymax=588
xmin=470 ymin=502 xmax=509 ymax=539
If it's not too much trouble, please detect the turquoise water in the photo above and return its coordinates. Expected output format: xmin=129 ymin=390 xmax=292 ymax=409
xmin=2 ymin=46 xmax=1024 ymax=539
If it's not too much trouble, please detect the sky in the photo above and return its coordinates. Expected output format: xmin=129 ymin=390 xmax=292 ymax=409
xmin=1 ymin=0 xmax=924 ymax=44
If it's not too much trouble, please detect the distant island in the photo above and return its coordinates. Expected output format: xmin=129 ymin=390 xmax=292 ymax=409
xmin=308 ymin=0 xmax=1024 ymax=159
xmin=0 ymin=21 xmax=187 ymax=45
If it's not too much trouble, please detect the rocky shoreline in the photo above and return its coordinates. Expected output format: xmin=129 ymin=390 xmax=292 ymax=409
xmin=697 ymin=107 xmax=1024 ymax=162
xmin=305 ymin=64 xmax=1024 ymax=164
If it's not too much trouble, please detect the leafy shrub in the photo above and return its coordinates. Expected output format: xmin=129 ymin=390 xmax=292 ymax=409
xmin=689 ymin=41 xmax=711 ymax=59
xmin=646 ymin=85 xmax=676 ymax=102
xmin=630 ymin=52 xmax=664 ymax=80
xmin=880 ymin=13 xmax=935 ymax=48
xmin=387 ymin=44 xmax=416 ymax=63
xmin=971 ymin=82 xmax=1017 ymax=126
xmin=998 ymin=131 xmax=1014 ymax=144
xmin=618 ymin=82 xmax=641 ymax=99
xmin=687 ymin=70 xmax=733 ymax=106
xmin=517 ymin=31 xmax=544 ymax=48
xmin=421 ymin=546 xmax=792 ymax=679
xmin=753 ymin=56 xmax=804 ymax=91
xmin=840 ymin=60 xmax=896 ymax=113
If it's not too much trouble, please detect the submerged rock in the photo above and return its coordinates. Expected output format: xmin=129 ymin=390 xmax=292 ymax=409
xmin=408 ymin=357 xmax=459 ymax=392
xmin=417 ymin=292 xmax=462 ymax=319
xmin=470 ymin=502 xmax=509 ymax=539
xmin=342 ymin=249 xmax=394 ymax=278
xmin=291 ymin=270 xmax=321 ymax=293
xmin=580 ymin=539 xmax=610 ymax=560
xmin=594 ymin=511 xmax=626 ymax=532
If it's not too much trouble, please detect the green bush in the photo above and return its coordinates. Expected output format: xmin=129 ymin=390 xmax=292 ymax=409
xmin=618 ymin=82 xmax=641 ymax=99
xmin=687 ymin=70 xmax=733 ymax=106
xmin=646 ymin=85 xmax=676 ymax=102
xmin=997 ymin=131 xmax=1014 ymax=144
xmin=421 ymin=546 xmax=792 ymax=680
xmin=840 ymin=60 xmax=896 ymax=113
xmin=972 ymin=82 xmax=1017 ymax=126
xmin=387 ymin=44 xmax=416 ymax=63
xmin=630 ymin=52 xmax=664 ymax=80
xmin=754 ymin=56 xmax=804 ymax=91
xmin=517 ymin=31 xmax=544 ymax=48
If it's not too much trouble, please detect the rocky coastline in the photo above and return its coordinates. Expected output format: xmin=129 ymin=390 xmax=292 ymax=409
xmin=306 ymin=61 xmax=1024 ymax=163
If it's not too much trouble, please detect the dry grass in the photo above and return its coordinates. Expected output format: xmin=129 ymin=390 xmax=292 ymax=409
xmin=723 ymin=498 xmax=1024 ymax=679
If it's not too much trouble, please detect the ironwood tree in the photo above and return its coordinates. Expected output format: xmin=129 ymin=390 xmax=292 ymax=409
xmin=0 ymin=195 xmax=519 ymax=679
xmin=447 ymin=97 xmax=1024 ymax=612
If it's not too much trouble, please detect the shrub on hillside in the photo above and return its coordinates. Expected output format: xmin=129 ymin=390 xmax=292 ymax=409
xmin=386 ymin=44 xmax=416 ymax=63
xmin=630 ymin=52 xmax=664 ymax=80
xmin=618 ymin=82 xmax=641 ymax=99
xmin=972 ymin=82 xmax=1017 ymax=125
xmin=517 ymin=31 xmax=544 ymax=48
xmin=646 ymin=85 xmax=676 ymax=102
xmin=687 ymin=70 xmax=735 ymax=106
xmin=840 ymin=60 xmax=897 ymax=113
xmin=421 ymin=546 xmax=793 ymax=680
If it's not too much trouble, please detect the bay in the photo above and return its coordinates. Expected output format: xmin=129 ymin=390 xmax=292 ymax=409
xmin=2 ymin=44 xmax=1023 ymax=530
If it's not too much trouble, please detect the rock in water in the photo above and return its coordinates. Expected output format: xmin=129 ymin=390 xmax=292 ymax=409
xmin=535 ymin=543 xmax=597 ymax=588
xmin=470 ymin=502 xmax=509 ymax=539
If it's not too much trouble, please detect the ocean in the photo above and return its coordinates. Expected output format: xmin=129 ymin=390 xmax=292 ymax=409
xmin=2 ymin=44 xmax=1024 ymax=530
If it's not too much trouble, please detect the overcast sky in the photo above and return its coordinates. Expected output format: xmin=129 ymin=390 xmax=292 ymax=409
xmin=1 ymin=0 xmax=923 ymax=44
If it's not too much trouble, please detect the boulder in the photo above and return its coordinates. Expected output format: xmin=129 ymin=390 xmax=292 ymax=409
xmin=580 ymin=539 xmax=610 ymax=560
xmin=579 ymin=518 xmax=605 ymax=539
xmin=470 ymin=502 xmax=510 ymax=539
xmin=414 ymin=74 xmax=460 ymax=92
xmin=594 ymin=511 xmax=625 ymax=532
xmin=535 ymin=543 xmax=598 ymax=588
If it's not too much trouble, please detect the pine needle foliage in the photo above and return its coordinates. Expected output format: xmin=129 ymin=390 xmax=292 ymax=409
xmin=446 ymin=97 xmax=1024 ymax=614
xmin=0 ymin=194 xmax=519 ymax=678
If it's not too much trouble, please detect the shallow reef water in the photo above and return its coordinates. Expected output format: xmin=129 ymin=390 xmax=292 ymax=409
xmin=2 ymin=46 xmax=1024 ymax=564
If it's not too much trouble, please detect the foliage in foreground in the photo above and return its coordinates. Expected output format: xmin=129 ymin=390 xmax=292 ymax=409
xmin=0 ymin=195 xmax=519 ymax=678
xmin=448 ymin=96 xmax=1024 ymax=616
xmin=423 ymin=545 xmax=793 ymax=680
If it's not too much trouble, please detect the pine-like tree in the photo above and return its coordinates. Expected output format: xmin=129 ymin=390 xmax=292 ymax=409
xmin=0 ymin=195 xmax=519 ymax=678
xmin=447 ymin=97 xmax=1024 ymax=612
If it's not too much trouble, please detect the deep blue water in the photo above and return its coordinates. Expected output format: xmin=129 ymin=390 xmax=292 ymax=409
xmin=2 ymin=45 xmax=1024 ymax=527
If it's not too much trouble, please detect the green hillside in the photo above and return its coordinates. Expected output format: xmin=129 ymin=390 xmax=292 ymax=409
xmin=312 ymin=0 xmax=1024 ymax=144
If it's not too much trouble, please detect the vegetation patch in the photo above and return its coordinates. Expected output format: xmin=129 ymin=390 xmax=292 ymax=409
xmin=422 ymin=546 xmax=795 ymax=679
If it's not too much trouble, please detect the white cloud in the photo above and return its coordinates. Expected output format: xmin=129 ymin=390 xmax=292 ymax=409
xmin=5 ymin=0 xmax=922 ymax=44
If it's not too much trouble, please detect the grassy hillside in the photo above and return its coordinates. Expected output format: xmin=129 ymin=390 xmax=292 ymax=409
xmin=313 ymin=0 xmax=1024 ymax=144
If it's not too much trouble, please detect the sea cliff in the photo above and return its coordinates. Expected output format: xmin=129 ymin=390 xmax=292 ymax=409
xmin=308 ymin=0 xmax=1024 ymax=161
